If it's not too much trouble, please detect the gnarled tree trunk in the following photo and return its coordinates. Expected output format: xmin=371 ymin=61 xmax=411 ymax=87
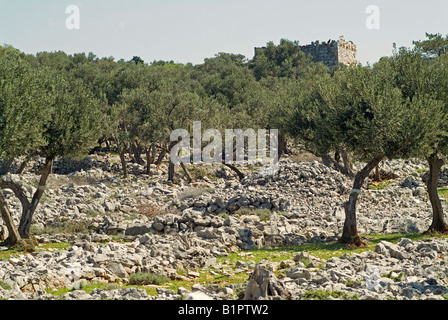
xmin=155 ymin=148 xmax=167 ymax=166
xmin=339 ymin=148 xmax=354 ymax=177
xmin=277 ymin=133 xmax=287 ymax=160
xmin=145 ymin=149 xmax=151 ymax=175
xmin=0 ymin=191 xmax=21 ymax=247
xmin=16 ymin=154 xmax=32 ymax=174
xmin=374 ymin=163 xmax=381 ymax=182
xmin=131 ymin=141 xmax=145 ymax=165
xmin=425 ymin=154 xmax=448 ymax=234
xmin=224 ymin=163 xmax=245 ymax=181
xmin=340 ymin=157 xmax=382 ymax=246
xmin=0 ymin=156 xmax=53 ymax=245
xmin=119 ymin=147 xmax=128 ymax=178
xmin=168 ymin=159 xmax=175 ymax=181
xmin=18 ymin=156 xmax=53 ymax=238
xmin=167 ymin=141 xmax=177 ymax=182
xmin=180 ymin=162 xmax=192 ymax=183
xmin=321 ymin=149 xmax=355 ymax=179
xmin=145 ymin=144 xmax=157 ymax=175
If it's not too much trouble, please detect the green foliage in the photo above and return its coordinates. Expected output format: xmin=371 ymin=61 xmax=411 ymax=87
xmin=250 ymin=39 xmax=327 ymax=80
xmin=344 ymin=279 xmax=362 ymax=288
xmin=368 ymin=181 xmax=391 ymax=190
xmin=288 ymin=46 xmax=448 ymax=167
xmin=379 ymin=46 xmax=448 ymax=157
xmin=253 ymin=209 xmax=272 ymax=222
xmin=0 ymin=281 xmax=11 ymax=290
xmin=234 ymin=208 xmax=272 ymax=221
xmin=1 ymin=35 xmax=448 ymax=247
xmin=30 ymin=220 xmax=95 ymax=235
xmin=130 ymin=56 xmax=145 ymax=65
xmin=0 ymin=45 xmax=106 ymax=162
xmin=44 ymin=74 xmax=106 ymax=159
xmin=437 ymin=188 xmax=448 ymax=199
xmin=383 ymin=271 xmax=404 ymax=282
xmin=0 ymin=46 xmax=50 ymax=159
xmin=195 ymin=53 xmax=256 ymax=108
xmin=13 ymin=238 xmax=36 ymax=253
xmin=413 ymin=33 xmax=448 ymax=58
xmin=128 ymin=272 xmax=170 ymax=286
xmin=302 ymin=289 xmax=359 ymax=300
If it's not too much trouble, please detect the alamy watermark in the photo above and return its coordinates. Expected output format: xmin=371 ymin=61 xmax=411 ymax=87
xmin=66 ymin=5 xmax=80 ymax=30
xmin=365 ymin=5 xmax=380 ymax=30
xmin=64 ymin=5 xmax=380 ymax=31
xmin=170 ymin=121 xmax=279 ymax=176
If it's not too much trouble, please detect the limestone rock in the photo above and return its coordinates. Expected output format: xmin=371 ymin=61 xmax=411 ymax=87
xmin=243 ymin=261 xmax=290 ymax=300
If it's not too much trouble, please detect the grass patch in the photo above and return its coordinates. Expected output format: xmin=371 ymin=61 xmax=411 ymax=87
xmin=344 ymin=279 xmax=362 ymax=288
xmin=47 ymin=282 xmax=123 ymax=297
xmin=83 ymin=282 xmax=122 ymax=294
xmin=12 ymin=238 xmax=37 ymax=253
xmin=382 ymin=271 xmax=404 ymax=282
xmin=0 ymin=281 xmax=11 ymax=290
xmin=302 ymin=289 xmax=359 ymax=300
xmin=166 ymin=268 xmax=248 ymax=295
xmin=149 ymin=267 xmax=251 ymax=297
xmin=128 ymin=272 xmax=170 ymax=286
xmin=30 ymin=220 xmax=95 ymax=236
xmin=39 ymin=242 xmax=71 ymax=250
xmin=45 ymin=278 xmax=162 ymax=298
xmin=219 ymin=250 xmax=294 ymax=266
xmin=0 ymin=241 xmax=70 ymax=260
xmin=368 ymin=181 xmax=391 ymax=190
xmin=438 ymin=188 xmax=448 ymax=199
xmin=4 ymin=232 xmax=448 ymax=300
xmin=218 ymin=233 xmax=445 ymax=265
xmin=85 ymin=209 xmax=100 ymax=218
xmin=253 ymin=209 xmax=272 ymax=222
xmin=176 ymin=187 xmax=207 ymax=201
xmin=184 ymin=165 xmax=219 ymax=181
xmin=235 ymin=208 xmax=272 ymax=222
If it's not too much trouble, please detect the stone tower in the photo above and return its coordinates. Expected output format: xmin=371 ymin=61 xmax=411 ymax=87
xmin=300 ymin=35 xmax=357 ymax=70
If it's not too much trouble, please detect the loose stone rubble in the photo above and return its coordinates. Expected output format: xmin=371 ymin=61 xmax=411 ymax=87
xmin=0 ymin=153 xmax=447 ymax=300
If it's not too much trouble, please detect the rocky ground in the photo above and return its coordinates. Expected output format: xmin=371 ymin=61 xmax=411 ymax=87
xmin=1 ymin=152 xmax=448 ymax=300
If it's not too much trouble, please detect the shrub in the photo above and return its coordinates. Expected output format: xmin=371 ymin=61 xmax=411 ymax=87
xmin=30 ymin=220 xmax=94 ymax=235
xmin=235 ymin=208 xmax=272 ymax=221
xmin=0 ymin=281 xmax=11 ymax=290
xmin=13 ymin=238 xmax=37 ymax=253
xmin=137 ymin=202 xmax=177 ymax=219
xmin=128 ymin=272 xmax=170 ymax=286
xmin=254 ymin=209 xmax=272 ymax=222
xmin=302 ymin=290 xmax=359 ymax=300
xmin=176 ymin=188 xmax=207 ymax=201
xmin=383 ymin=271 xmax=404 ymax=282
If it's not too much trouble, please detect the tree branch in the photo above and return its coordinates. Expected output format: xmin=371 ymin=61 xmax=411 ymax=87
xmin=0 ymin=177 xmax=31 ymax=210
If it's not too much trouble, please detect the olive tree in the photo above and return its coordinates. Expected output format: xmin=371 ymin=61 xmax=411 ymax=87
xmin=0 ymin=47 xmax=104 ymax=246
xmin=386 ymin=44 xmax=448 ymax=233
xmin=0 ymin=46 xmax=50 ymax=245
xmin=289 ymin=61 xmax=443 ymax=245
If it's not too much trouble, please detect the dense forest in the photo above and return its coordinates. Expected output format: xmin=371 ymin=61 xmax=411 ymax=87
xmin=0 ymin=33 xmax=448 ymax=248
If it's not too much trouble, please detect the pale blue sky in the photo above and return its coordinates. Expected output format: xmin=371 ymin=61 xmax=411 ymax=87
xmin=0 ymin=0 xmax=447 ymax=65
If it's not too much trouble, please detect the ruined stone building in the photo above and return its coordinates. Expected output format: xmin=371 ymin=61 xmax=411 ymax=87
xmin=254 ymin=35 xmax=357 ymax=71
xmin=300 ymin=35 xmax=357 ymax=70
